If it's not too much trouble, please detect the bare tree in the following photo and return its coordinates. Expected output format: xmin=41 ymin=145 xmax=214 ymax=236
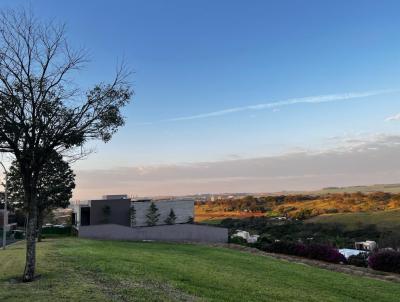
xmin=0 ymin=9 xmax=133 ymax=282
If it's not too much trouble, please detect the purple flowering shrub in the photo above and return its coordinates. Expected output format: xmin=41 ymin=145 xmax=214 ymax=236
xmin=368 ymin=251 xmax=400 ymax=273
xmin=305 ymin=244 xmax=347 ymax=263
xmin=261 ymin=241 xmax=346 ymax=264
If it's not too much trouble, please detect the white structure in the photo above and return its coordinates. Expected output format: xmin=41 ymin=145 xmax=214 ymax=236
xmin=339 ymin=241 xmax=377 ymax=259
xmin=131 ymin=199 xmax=194 ymax=227
xmin=355 ymin=240 xmax=377 ymax=251
xmin=339 ymin=249 xmax=366 ymax=259
xmin=70 ymin=196 xmax=195 ymax=228
xmin=232 ymin=230 xmax=260 ymax=243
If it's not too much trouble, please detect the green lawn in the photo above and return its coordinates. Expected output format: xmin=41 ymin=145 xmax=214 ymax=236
xmin=1 ymin=238 xmax=400 ymax=302
xmin=307 ymin=209 xmax=400 ymax=231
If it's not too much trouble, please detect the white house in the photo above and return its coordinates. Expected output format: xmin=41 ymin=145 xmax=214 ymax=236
xmin=355 ymin=240 xmax=377 ymax=251
xmin=232 ymin=230 xmax=260 ymax=243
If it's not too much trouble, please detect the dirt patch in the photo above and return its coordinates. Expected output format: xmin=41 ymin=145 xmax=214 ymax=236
xmin=204 ymin=243 xmax=400 ymax=283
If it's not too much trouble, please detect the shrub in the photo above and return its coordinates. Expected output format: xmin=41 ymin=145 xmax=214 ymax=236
xmin=368 ymin=251 xmax=400 ymax=273
xmin=305 ymin=244 xmax=347 ymax=264
xmin=42 ymin=226 xmax=72 ymax=235
xmin=13 ymin=230 xmax=24 ymax=239
xmin=229 ymin=236 xmax=247 ymax=245
xmin=261 ymin=241 xmax=346 ymax=264
xmin=146 ymin=202 xmax=160 ymax=226
xmin=164 ymin=209 xmax=177 ymax=225
xmin=261 ymin=241 xmax=305 ymax=256
xmin=325 ymin=208 xmax=339 ymax=214
xmin=252 ymin=235 xmax=272 ymax=249
xmin=348 ymin=253 xmax=368 ymax=267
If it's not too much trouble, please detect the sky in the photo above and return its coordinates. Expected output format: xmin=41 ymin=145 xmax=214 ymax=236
xmin=2 ymin=0 xmax=400 ymax=199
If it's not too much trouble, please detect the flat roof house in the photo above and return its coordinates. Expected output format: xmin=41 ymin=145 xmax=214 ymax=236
xmin=71 ymin=195 xmax=194 ymax=227
xmin=70 ymin=195 xmax=227 ymax=243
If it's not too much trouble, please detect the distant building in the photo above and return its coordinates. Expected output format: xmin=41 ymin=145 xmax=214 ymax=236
xmin=339 ymin=249 xmax=366 ymax=259
xmin=102 ymin=194 xmax=129 ymax=200
xmin=232 ymin=230 xmax=260 ymax=243
xmin=70 ymin=194 xmax=228 ymax=243
xmin=355 ymin=240 xmax=377 ymax=251
xmin=339 ymin=241 xmax=378 ymax=259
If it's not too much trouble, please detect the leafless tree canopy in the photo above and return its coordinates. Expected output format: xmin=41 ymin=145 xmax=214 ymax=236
xmin=0 ymin=9 xmax=132 ymax=169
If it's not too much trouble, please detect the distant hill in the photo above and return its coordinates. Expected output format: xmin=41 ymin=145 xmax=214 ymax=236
xmin=195 ymin=191 xmax=400 ymax=221
xmin=183 ymin=184 xmax=400 ymax=201
xmin=303 ymin=183 xmax=400 ymax=194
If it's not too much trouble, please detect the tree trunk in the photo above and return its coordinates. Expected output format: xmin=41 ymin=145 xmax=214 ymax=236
xmin=22 ymin=177 xmax=38 ymax=282
xmin=37 ymin=212 xmax=43 ymax=242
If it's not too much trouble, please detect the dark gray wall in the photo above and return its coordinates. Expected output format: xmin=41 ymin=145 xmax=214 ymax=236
xmin=90 ymin=199 xmax=131 ymax=226
xmin=79 ymin=223 xmax=228 ymax=243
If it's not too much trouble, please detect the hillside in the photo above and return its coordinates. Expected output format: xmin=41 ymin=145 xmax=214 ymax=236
xmin=307 ymin=209 xmax=400 ymax=231
xmin=299 ymin=183 xmax=400 ymax=194
xmin=195 ymin=191 xmax=400 ymax=221
xmin=1 ymin=238 xmax=400 ymax=301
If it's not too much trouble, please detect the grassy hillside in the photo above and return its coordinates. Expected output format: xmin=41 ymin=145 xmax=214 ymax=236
xmin=1 ymin=238 xmax=400 ymax=301
xmin=276 ymin=183 xmax=400 ymax=195
xmin=307 ymin=209 xmax=400 ymax=231
xmin=196 ymin=191 xmax=400 ymax=221
xmin=195 ymin=210 xmax=265 ymax=222
xmin=306 ymin=183 xmax=400 ymax=194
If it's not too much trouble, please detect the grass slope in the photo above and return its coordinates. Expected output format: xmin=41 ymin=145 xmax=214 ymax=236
xmin=1 ymin=238 xmax=400 ymax=302
xmin=307 ymin=209 xmax=400 ymax=231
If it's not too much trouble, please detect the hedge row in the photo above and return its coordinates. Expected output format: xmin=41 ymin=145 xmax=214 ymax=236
xmin=259 ymin=241 xmax=400 ymax=274
xmin=41 ymin=226 xmax=72 ymax=235
xmin=260 ymin=241 xmax=346 ymax=264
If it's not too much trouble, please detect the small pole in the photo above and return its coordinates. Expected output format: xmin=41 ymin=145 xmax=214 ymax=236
xmin=0 ymin=162 xmax=7 ymax=250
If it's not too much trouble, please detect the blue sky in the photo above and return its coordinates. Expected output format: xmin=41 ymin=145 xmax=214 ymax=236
xmin=2 ymin=0 xmax=400 ymax=197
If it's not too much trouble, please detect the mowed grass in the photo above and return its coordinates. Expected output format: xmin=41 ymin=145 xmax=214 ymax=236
xmin=1 ymin=238 xmax=400 ymax=302
xmin=307 ymin=209 xmax=400 ymax=231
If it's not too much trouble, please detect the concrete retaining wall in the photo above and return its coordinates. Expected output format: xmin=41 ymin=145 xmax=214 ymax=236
xmin=78 ymin=223 xmax=228 ymax=243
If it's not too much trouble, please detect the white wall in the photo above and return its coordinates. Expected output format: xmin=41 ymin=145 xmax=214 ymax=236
xmin=131 ymin=199 xmax=194 ymax=227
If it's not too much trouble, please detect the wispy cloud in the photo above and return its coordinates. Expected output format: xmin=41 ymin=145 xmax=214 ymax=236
xmin=159 ymin=89 xmax=395 ymax=123
xmin=386 ymin=113 xmax=400 ymax=121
